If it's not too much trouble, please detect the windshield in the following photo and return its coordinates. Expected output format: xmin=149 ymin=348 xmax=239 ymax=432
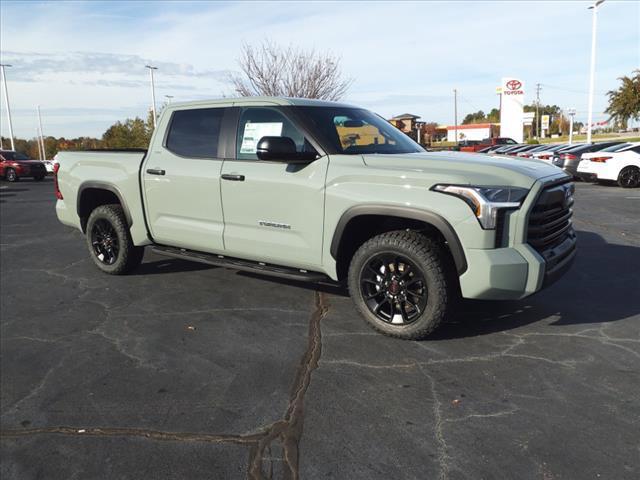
xmin=294 ymin=107 xmax=424 ymax=155
xmin=1 ymin=151 xmax=30 ymax=161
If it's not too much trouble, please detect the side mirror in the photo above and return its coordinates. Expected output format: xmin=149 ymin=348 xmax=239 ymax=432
xmin=256 ymin=136 xmax=317 ymax=163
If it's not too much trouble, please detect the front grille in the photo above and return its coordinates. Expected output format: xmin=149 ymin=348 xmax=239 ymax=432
xmin=527 ymin=180 xmax=577 ymax=285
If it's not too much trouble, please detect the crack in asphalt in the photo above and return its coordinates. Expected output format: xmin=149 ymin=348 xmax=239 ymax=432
xmin=0 ymin=291 xmax=330 ymax=480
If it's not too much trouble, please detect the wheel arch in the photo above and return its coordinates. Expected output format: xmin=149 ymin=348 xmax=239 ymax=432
xmin=330 ymin=205 xmax=467 ymax=281
xmin=77 ymin=182 xmax=133 ymax=233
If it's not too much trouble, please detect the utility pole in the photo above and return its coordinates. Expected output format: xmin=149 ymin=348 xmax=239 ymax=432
xmin=567 ymin=108 xmax=576 ymax=145
xmin=37 ymin=105 xmax=46 ymax=160
xmin=145 ymin=65 xmax=158 ymax=128
xmin=535 ymin=83 xmax=542 ymax=139
xmin=587 ymin=0 xmax=605 ymax=144
xmin=453 ymin=88 xmax=458 ymax=146
xmin=0 ymin=64 xmax=16 ymax=151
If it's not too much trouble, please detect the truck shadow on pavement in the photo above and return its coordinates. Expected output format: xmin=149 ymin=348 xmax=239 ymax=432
xmin=433 ymin=230 xmax=640 ymax=340
xmin=130 ymin=229 xmax=638 ymax=341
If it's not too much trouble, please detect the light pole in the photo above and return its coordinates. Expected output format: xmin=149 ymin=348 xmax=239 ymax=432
xmin=567 ymin=108 xmax=576 ymax=145
xmin=453 ymin=88 xmax=458 ymax=146
xmin=587 ymin=0 xmax=605 ymax=144
xmin=165 ymin=94 xmax=174 ymax=104
xmin=0 ymin=64 xmax=16 ymax=151
xmin=37 ymin=105 xmax=46 ymax=159
xmin=145 ymin=65 xmax=158 ymax=128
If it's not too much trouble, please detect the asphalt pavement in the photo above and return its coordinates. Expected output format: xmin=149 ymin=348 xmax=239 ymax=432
xmin=1 ymin=178 xmax=639 ymax=479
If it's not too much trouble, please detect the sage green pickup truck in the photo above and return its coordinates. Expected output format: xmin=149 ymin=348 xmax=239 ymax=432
xmin=55 ymin=97 xmax=576 ymax=339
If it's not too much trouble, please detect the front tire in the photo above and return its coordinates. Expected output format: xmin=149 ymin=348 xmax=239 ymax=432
xmin=618 ymin=166 xmax=640 ymax=188
xmin=86 ymin=204 xmax=144 ymax=275
xmin=348 ymin=230 xmax=455 ymax=340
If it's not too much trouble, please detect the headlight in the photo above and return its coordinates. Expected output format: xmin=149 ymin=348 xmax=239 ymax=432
xmin=432 ymin=185 xmax=529 ymax=229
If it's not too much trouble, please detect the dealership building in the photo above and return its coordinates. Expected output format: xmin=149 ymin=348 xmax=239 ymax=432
xmin=446 ymin=123 xmax=500 ymax=142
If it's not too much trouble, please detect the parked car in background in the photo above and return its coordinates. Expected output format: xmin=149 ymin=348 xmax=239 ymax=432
xmin=502 ymin=144 xmax=541 ymax=156
xmin=532 ymin=144 xmax=575 ymax=163
xmin=516 ymin=145 xmax=555 ymax=158
xmin=0 ymin=150 xmax=47 ymax=182
xmin=489 ymin=144 xmax=525 ymax=155
xmin=577 ymin=143 xmax=640 ymax=188
xmin=460 ymin=136 xmax=517 ymax=153
xmin=554 ymin=142 xmax=623 ymax=176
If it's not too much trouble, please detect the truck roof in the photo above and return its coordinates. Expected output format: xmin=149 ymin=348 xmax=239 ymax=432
xmin=166 ymin=96 xmax=359 ymax=110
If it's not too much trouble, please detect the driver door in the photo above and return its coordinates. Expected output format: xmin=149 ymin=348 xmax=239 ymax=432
xmin=220 ymin=106 xmax=327 ymax=269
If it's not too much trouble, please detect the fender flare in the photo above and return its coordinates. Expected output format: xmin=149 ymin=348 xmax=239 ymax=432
xmin=77 ymin=181 xmax=133 ymax=228
xmin=330 ymin=205 xmax=468 ymax=275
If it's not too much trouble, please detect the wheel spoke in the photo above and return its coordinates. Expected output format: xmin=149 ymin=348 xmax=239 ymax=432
xmin=399 ymin=300 xmax=410 ymax=323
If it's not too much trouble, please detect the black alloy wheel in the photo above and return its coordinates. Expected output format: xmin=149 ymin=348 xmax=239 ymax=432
xmin=6 ymin=168 xmax=17 ymax=182
xmin=91 ymin=218 xmax=120 ymax=265
xmin=360 ymin=253 xmax=428 ymax=325
xmin=618 ymin=166 xmax=640 ymax=188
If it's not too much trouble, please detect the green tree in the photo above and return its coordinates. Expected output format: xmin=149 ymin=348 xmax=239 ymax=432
xmin=487 ymin=108 xmax=500 ymax=123
xmin=462 ymin=110 xmax=486 ymax=124
xmin=102 ymin=116 xmax=153 ymax=149
xmin=605 ymin=70 xmax=640 ymax=130
xmin=524 ymin=104 xmax=562 ymax=137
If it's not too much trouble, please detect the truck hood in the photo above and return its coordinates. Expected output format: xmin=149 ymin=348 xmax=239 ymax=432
xmin=362 ymin=151 xmax=566 ymax=189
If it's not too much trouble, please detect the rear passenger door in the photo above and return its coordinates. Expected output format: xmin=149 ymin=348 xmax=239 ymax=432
xmin=142 ymin=106 xmax=232 ymax=253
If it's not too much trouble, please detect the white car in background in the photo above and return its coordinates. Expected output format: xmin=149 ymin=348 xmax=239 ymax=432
xmin=577 ymin=142 xmax=640 ymax=188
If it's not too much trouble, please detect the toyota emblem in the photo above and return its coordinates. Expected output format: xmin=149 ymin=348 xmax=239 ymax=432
xmin=506 ymin=80 xmax=522 ymax=91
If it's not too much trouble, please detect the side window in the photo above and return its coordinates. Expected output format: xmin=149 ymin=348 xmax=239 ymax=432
xmin=236 ymin=107 xmax=316 ymax=160
xmin=165 ymin=108 xmax=224 ymax=158
xmin=631 ymin=146 xmax=640 ymax=154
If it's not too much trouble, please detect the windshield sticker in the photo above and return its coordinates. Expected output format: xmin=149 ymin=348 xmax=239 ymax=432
xmin=240 ymin=122 xmax=283 ymax=154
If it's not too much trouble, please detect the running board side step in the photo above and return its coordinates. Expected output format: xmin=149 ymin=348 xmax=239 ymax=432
xmin=151 ymin=246 xmax=331 ymax=283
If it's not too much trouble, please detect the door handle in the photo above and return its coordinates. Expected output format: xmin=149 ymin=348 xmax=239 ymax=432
xmin=146 ymin=168 xmax=166 ymax=176
xmin=221 ymin=174 xmax=245 ymax=181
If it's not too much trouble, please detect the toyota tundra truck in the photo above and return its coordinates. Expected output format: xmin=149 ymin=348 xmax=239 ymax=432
xmin=54 ymin=97 xmax=576 ymax=339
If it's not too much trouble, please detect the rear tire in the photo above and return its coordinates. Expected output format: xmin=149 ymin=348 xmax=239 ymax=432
xmin=5 ymin=168 xmax=18 ymax=182
xmin=618 ymin=166 xmax=640 ymax=188
xmin=86 ymin=204 xmax=144 ymax=275
xmin=347 ymin=230 xmax=455 ymax=340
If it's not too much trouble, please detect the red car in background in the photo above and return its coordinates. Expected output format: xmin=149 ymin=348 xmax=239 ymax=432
xmin=0 ymin=150 xmax=47 ymax=182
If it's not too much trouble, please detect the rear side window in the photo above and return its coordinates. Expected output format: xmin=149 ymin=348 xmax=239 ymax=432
xmin=165 ymin=108 xmax=224 ymax=158
xmin=631 ymin=146 xmax=640 ymax=154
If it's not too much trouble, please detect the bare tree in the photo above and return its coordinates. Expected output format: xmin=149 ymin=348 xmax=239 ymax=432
xmin=230 ymin=41 xmax=353 ymax=101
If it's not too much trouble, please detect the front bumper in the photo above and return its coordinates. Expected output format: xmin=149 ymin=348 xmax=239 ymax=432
xmin=458 ymin=173 xmax=576 ymax=300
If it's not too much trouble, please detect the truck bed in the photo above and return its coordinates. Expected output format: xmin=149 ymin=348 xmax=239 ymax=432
xmin=55 ymin=149 xmax=150 ymax=246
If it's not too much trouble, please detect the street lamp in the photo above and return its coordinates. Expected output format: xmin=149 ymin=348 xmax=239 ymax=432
xmin=567 ymin=108 xmax=577 ymax=145
xmin=145 ymin=65 xmax=158 ymax=128
xmin=586 ymin=0 xmax=605 ymax=144
xmin=37 ymin=105 xmax=46 ymax=160
xmin=0 ymin=64 xmax=16 ymax=151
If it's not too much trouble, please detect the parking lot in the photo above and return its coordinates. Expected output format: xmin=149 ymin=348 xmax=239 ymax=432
xmin=1 ymin=179 xmax=639 ymax=479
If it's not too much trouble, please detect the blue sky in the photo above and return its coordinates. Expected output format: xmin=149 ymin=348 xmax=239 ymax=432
xmin=0 ymin=0 xmax=638 ymax=139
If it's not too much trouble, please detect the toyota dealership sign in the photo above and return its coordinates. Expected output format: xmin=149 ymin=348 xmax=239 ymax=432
xmin=500 ymin=77 xmax=525 ymax=142
xmin=504 ymin=79 xmax=524 ymax=95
